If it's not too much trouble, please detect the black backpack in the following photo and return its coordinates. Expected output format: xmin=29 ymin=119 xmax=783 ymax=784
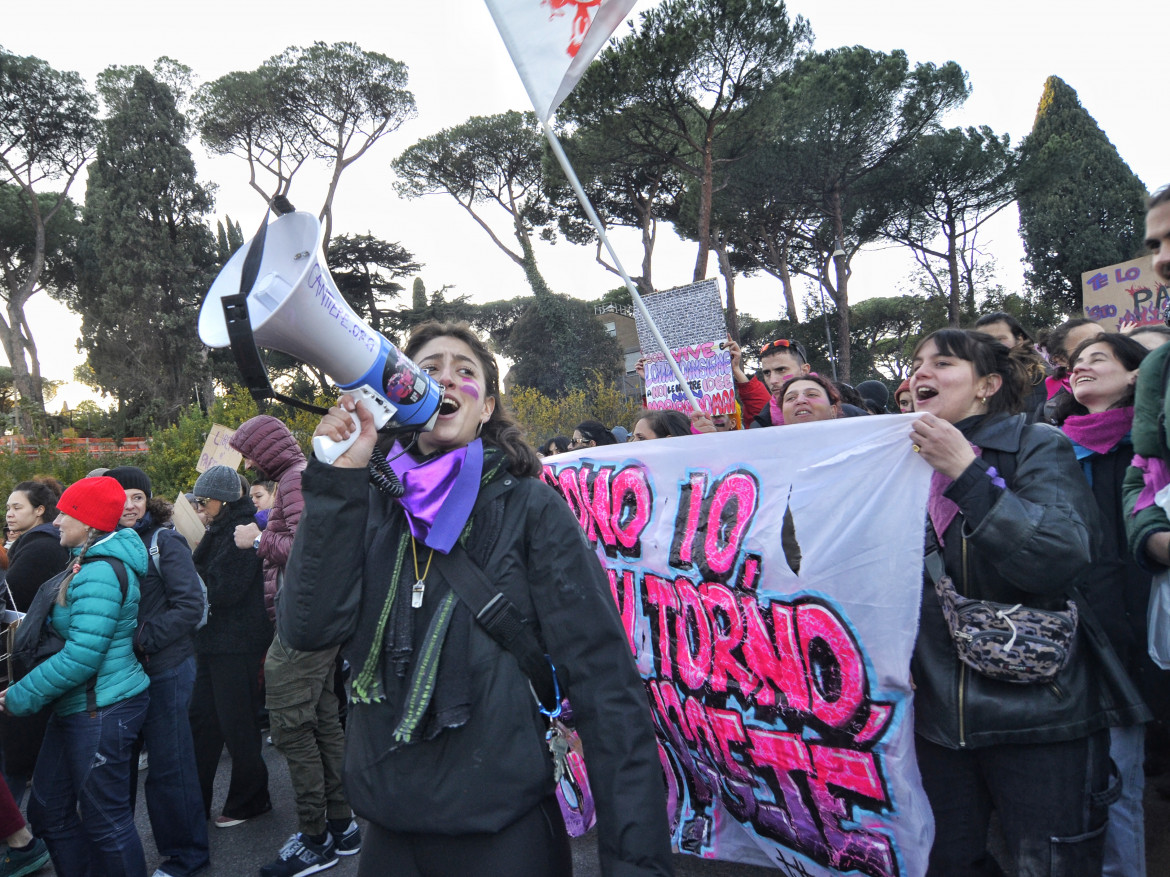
xmin=10 ymin=556 xmax=128 ymax=710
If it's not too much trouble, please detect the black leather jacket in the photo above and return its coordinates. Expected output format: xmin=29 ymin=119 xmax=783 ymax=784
xmin=911 ymin=414 xmax=1149 ymax=749
xmin=280 ymin=455 xmax=672 ymax=876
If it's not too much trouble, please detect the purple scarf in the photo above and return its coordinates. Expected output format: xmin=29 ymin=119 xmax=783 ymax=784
xmin=1061 ymin=406 xmax=1134 ymax=455
xmin=388 ymin=439 xmax=484 ymax=553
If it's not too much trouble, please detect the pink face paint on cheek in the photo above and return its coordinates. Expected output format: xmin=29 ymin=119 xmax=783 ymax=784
xmin=459 ymin=380 xmax=480 ymax=401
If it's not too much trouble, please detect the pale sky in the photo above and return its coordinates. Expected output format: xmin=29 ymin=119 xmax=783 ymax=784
xmin=4 ymin=0 xmax=1163 ymax=408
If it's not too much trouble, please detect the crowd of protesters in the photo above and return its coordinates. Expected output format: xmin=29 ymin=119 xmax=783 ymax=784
xmin=0 ymin=426 xmax=360 ymax=877
xmin=0 ymin=189 xmax=1165 ymax=877
xmin=531 ymin=186 xmax=1170 ymax=877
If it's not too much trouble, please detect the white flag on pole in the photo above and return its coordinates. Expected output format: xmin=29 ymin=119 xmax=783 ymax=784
xmin=484 ymin=0 xmax=638 ymax=122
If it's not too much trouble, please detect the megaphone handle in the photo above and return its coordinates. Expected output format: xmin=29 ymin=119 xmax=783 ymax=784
xmin=312 ymin=386 xmax=396 ymax=465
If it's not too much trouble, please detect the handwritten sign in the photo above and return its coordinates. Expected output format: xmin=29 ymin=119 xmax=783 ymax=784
xmin=643 ymin=338 xmax=736 ymax=416
xmin=197 ymin=424 xmax=242 ymax=474
xmin=634 ymin=280 xmax=734 ymax=416
xmin=170 ymin=492 xmax=206 ymax=551
xmin=1081 ymin=255 xmax=1168 ymax=331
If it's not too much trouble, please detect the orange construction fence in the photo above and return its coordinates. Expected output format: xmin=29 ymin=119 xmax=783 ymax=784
xmin=0 ymin=436 xmax=150 ymax=457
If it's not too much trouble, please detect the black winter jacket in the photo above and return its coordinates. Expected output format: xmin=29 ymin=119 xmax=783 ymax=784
xmin=131 ymin=513 xmax=205 ymax=675
xmin=6 ymin=523 xmax=69 ymax=611
xmin=193 ymin=496 xmax=272 ymax=656
xmin=280 ymin=456 xmax=673 ymax=876
xmin=911 ymin=414 xmax=1149 ymax=749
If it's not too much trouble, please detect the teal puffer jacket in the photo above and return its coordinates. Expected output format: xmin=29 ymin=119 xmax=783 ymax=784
xmin=6 ymin=528 xmax=150 ymax=717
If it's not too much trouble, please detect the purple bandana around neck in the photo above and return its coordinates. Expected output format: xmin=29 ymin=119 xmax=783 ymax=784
xmin=388 ymin=438 xmax=484 ymax=554
xmin=1061 ymin=406 xmax=1133 ymax=455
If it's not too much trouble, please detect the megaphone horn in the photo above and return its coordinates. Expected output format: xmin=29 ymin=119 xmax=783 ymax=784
xmin=199 ymin=211 xmax=442 ymax=463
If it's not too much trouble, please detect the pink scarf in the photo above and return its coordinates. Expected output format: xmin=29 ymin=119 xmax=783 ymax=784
xmin=1131 ymin=454 xmax=1170 ymax=514
xmin=768 ymin=395 xmax=786 ymax=426
xmin=928 ymin=445 xmax=985 ymax=544
xmin=1045 ymin=373 xmax=1070 ymax=400
xmin=1061 ymin=406 xmax=1133 ymax=455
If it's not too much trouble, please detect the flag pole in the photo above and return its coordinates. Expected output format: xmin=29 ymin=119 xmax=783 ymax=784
xmin=539 ymin=118 xmax=703 ymax=416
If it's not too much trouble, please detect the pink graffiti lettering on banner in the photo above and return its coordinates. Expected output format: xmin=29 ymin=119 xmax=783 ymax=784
xmin=543 ymin=456 xmax=905 ymax=875
xmin=551 ymin=462 xmax=653 ymax=559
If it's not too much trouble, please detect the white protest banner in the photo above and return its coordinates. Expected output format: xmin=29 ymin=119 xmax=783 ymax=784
xmin=543 ymin=415 xmax=934 ymax=876
xmin=1081 ymin=255 xmax=1168 ymax=331
xmin=635 ymin=280 xmax=735 ymax=416
xmin=197 ymin=424 xmax=242 ymax=474
xmin=484 ymin=0 xmax=639 ymax=122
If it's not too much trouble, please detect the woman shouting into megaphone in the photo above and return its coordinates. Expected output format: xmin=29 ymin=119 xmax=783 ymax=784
xmin=278 ymin=321 xmax=673 ymax=877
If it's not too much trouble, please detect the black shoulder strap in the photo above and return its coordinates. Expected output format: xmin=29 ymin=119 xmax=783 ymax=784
xmin=429 ymin=473 xmax=558 ymax=710
xmin=430 ymin=545 xmax=557 ymax=711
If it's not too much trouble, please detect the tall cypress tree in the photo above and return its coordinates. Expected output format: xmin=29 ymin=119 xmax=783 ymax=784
xmin=71 ymin=67 xmax=219 ymax=431
xmin=1017 ymin=76 xmax=1148 ymax=312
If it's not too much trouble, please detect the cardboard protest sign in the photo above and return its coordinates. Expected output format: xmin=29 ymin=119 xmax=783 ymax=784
xmin=197 ymin=424 xmax=242 ymax=474
xmin=634 ymin=280 xmax=735 ymax=416
xmin=1081 ymin=255 xmax=1168 ymax=331
xmin=171 ymin=492 xmax=207 ymax=551
xmin=544 ymin=416 xmax=934 ymax=876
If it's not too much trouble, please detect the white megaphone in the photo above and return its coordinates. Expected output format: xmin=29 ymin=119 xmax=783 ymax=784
xmin=199 ymin=210 xmax=442 ymax=463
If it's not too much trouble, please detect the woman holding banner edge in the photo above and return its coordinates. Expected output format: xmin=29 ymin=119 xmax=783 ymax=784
xmin=278 ymin=321 xmax=672 ymax=876
xmin=906 ymin=328 xmax=1146 ymax=876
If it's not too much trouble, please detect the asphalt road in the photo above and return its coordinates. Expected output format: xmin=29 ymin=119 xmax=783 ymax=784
xmin=28 ymin=741 xmax=1170 ymax=875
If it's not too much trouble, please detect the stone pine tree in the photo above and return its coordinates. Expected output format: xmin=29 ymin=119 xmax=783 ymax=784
xmin=69 ymin=67 xmax=219 ymax=431
xmin=1017 ymin=76 xmax=1148 ymax=313
xmin=394 ymin=111 xmax=619 ymax=395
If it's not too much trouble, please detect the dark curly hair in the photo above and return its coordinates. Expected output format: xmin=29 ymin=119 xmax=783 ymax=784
xmin=11 ymin=480 xmax=59 ymax=525
xmin=633 ymin=410 xmax=691 ymax=439
xmin=404 ymin=321 xmax=542 ymax=478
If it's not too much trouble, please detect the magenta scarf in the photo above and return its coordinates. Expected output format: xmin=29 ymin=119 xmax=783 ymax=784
xmin=1132 ymin=454 xmax=1170 ymax=514
xmin=927 ymin=446 xmax=980 ymax=544
xmin=1061 ymin=406 xmax=1134 ymax=455
xmin=388 ymin=439 xmax=484 ymax=553
xmin=1045 ymin=373 xmax=1070 ymax=400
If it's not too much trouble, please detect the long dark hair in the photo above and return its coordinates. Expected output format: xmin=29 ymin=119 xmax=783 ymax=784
xmin=1052 ymin=333 xmax=1147 ymax=424
xmin=635 ymin=410 xmax=691 ymax=439
xmin=11 ymin=480 xmax=59 ymax=526
xmin=912 ymin=329 xmax=1030 ymax=417
xmin=575 ymin=420 xmax=618 ymax=446
xmin=404 ymin=321 xmax=542 ymax=478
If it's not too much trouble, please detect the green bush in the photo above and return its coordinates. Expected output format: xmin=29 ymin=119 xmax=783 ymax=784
xmin=0 ymin=385 xmax=336 ymax=501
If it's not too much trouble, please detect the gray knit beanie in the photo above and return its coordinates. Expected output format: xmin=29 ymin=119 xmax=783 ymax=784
xmin=193 ymin=465 xmax=243 ymax=501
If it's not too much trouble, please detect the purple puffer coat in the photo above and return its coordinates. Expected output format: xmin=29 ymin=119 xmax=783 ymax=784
xmin=229 ymin=415 xmax=306 ymax=622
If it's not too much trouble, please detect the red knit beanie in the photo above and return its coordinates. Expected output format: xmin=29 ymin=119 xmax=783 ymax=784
xmin=56 ymin=476 xmax=128 ymax=533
